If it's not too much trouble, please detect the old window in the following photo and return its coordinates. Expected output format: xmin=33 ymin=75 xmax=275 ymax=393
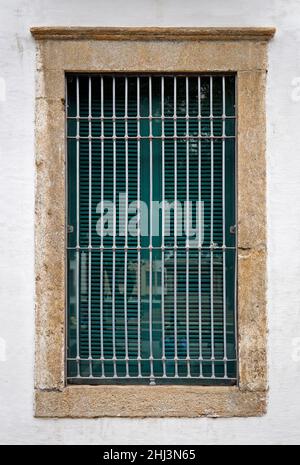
xmin=66 ymin=74 xmax=236 ymax=385
xmin=32 ymin=27 xmax=275 ymax=417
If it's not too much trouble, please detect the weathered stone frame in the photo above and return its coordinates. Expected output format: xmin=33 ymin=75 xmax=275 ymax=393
xmin=32 ymin=27 xmax=275 ymax=418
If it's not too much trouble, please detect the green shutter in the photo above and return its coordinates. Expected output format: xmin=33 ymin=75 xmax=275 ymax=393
xmin=67 ymin=74 xmax=236 ymax=384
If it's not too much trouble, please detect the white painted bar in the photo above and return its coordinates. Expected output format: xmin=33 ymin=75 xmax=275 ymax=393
xmin=76 ymin=76 xmax=80 ymax=378
xmin=198 ymin=76 xmax=203 ymax=378
xmin=100 ymin=76 xmax=105 ymax=377
xmin=222 ymin=75 xmax=228 ymax=378
xmin=210 ymin=76 xmax=215 ymax=378
xmin=185 ymin=77 xmax=191 ymax=377
xmin=161 ymin=76 xmax=166 ymax=377
xmin=137 ymin=76 xmax=142 ymax=378
xmin=124 ymin=76 xmax=129 ymax=377
xmin=88 ymin=76 xmax=92 ymax=377
xmin=148 ymin=76 xmax=154 ymax=384
xmin=173 ymin=76 xmax=178 ymax=378
xmin=112 ymin=76 xmax=117 ymax=377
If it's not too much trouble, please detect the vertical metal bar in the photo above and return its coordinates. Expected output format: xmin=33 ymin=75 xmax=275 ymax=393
xmin=65 ymin=76 xmax=68 ymax=383
xmin=210 ymin=76 xmax=215 ymax=378
xmin=76 ymin=76 xmax=80 ymax=378
xmin=88 ymin=77 xmax=92 ymax=377
xmin=149 ymin=76 xmax=155 ymax=384
xmin=234 ymin=75 xmax=238 ymax=383
xmin=112 ymin=76 xmax=117 ymax=377
xmin=222 ymin=76 xmax=228 ymax=378
xmin=137 ymin=77 xmax=142 ymax=378
xmin=100 ymin=76 xmax=105 ymax=377
xmin=185 ymin=77 xmax=190 ymax=377
xmin=198 ymin=76 xmax=203 ymax=378
xmin=173 ymin=76 xmax=178 ymax=378
xmin=161 ymin=76 xmax=166 ymax=377
xmin=124 ymin=77 xmax=129 ymax=377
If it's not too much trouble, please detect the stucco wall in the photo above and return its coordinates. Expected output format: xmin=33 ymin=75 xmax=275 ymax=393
xmin=0 ymin=0 xmax=300 ymax=445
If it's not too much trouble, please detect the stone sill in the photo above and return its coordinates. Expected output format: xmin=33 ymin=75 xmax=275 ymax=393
xmin=35 ymin=385 xmax=267 ymax=418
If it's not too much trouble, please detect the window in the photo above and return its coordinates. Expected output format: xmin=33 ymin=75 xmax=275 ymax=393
xmin=32 ymin=27 xmax=275 ymax=417
xmin=66 ymin=74 xmax=237 ymax=384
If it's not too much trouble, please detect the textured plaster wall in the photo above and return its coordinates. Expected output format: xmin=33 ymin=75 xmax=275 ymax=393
xmin=0 ymin=0 xmax=300 ymax=445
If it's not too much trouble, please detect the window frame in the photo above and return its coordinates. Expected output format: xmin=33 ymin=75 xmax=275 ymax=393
xmin=32 ymin=27 xmax=275 ymax=417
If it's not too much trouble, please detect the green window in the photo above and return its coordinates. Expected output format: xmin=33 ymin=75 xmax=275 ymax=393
xmin=67 ymin=74 xmax=236 ymax=384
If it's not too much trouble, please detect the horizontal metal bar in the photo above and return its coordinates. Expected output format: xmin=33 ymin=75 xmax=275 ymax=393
xmin=67 ymin=135 xmax=235 ymax=140
xmin=67 ymin=115 xmax=236 ymax=120
xmin=68 ymin=357 xmax=237 ymax=362
xmin=65 ymin=71 xmax=238 ymax=77
xmin=67 ymin=246 xmax=237 ymax=251
xmin=68 ymin=376 xmax=237 ymax=381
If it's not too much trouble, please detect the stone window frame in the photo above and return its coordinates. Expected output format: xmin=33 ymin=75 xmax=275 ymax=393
xmin=31 ymin=27 xmax=275 ymax=418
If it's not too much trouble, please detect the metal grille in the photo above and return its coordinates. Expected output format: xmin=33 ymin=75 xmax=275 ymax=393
xmin=66 ymin=74 xmax=237 ymax=384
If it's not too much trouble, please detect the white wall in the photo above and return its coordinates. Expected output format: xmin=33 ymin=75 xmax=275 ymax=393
xmin=0 ymin=0 xmax=300 ymax=445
